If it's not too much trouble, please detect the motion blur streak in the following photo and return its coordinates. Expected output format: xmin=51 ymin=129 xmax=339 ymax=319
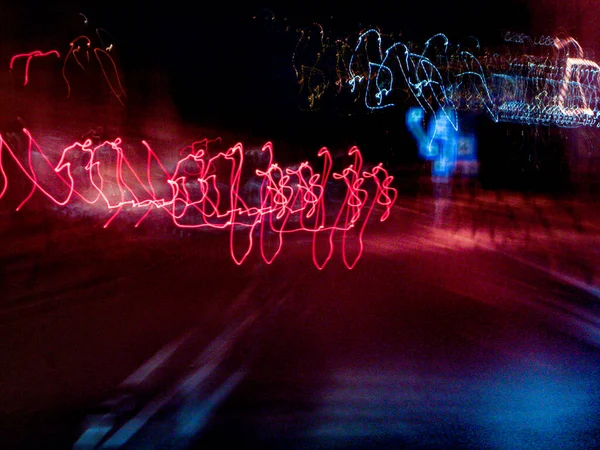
xmin=9 ymin=27 xmax=126 ymax=106
xmin=293 ymin=25 xmax=600 ymax=128
xmin=0 ymin=130 xmax=397 ymax=269
xmin=9 ymin=50 xmax=61 ymax=86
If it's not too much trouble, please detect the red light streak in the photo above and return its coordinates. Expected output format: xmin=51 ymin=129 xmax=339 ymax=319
xmin=9 ymin=50 xmax=61 ymax=86
xmin=62 ymin=35 xmax=127 ymax=106
xmin=0 ymin=130 xmax=397 ymax=269
xmin=9 ymin=32 xmax=126 ymax=106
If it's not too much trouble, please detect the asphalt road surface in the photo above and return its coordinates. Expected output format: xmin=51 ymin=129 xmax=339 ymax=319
xmin=1 ymin=188 xmax=600 ymax=450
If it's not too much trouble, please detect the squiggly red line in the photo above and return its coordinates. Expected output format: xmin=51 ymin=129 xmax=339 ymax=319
xmin=9 ymin=50 xmax=61 ymax=86
xmin=10 ymin=36 xmax=126 ymax=106
xmin=0 ymin=130 xmax=397 ymax=269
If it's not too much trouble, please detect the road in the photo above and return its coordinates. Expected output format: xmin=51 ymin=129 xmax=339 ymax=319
xmin=191 ymin=191 xmax=600 ymax=450
xmin=1 ymin=186 xmax=600 ymax=449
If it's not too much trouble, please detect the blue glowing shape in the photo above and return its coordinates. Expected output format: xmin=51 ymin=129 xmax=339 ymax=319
xmin=406 ymin=106 xmax=477 ymax=179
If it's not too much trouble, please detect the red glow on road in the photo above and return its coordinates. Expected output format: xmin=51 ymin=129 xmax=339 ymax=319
xmin=0 ymin=131 xmax=397 ymax=269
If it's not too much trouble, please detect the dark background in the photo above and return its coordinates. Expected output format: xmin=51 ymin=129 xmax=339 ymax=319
xmin=4 ymin=1 xmax=582 ymax=191
xmin=2 ymin=0 xmax=532 ymax=117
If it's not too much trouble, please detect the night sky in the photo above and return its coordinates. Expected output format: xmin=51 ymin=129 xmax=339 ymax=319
xmin=2 ymin=1 xmax=535 ymax=165
xmin=5 ymin=1 xmax=533 ymax=97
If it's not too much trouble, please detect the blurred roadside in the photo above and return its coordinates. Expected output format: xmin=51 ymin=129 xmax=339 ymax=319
xmin=391 ymin=170 xmax=600 ymax=297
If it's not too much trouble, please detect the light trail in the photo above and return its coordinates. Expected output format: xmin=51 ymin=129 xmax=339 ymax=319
xmin=0 ymin=131 xmax=397 ymax=270
xmin=9 ymin=50 xmax=61 ymax=86
xmin=291 ymin=24 xmax=600 ymax=128
xmin=8 ymin=24 xmax=126 ymax=106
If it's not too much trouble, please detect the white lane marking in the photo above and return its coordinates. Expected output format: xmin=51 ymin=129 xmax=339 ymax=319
xmin=120 ymin=328 xmax=198 ymax=389
xmin=99 ymin=315 xmax=256 ymax=448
